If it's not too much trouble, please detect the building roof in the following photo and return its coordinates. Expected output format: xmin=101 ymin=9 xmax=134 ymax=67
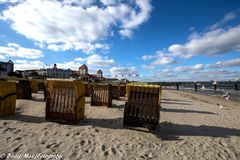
xmin=79 ymin=64 xmax=88 ymax=70
xmin=97 ymin=69 xmax=102 ymax=74
xmin=7 ymin=60 xmax=14 ymax=64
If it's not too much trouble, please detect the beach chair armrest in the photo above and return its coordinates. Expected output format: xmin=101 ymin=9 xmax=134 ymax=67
xmin=75 ymin=95 xmax=85 ymax=104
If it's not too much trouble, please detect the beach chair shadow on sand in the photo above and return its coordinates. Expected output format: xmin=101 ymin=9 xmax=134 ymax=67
xmin=156 ymin=121 xmax=240 ymax=140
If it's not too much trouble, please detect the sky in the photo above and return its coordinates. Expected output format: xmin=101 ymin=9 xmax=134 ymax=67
xmin=0 ymin=0 xmax=240 ymax=81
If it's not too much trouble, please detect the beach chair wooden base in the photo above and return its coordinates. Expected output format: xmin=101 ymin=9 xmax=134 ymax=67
xmin=45 ymin=112 xmax=83 ymax=124
xmin=123 ymin=118 xmax=158 ymax=132
xmin=123 ymin=102 xmax=160 ymax=132
xmin=16 ymin=80 xmax=32 ymax=99
xmin=90 ymin=101 xmax=110 ymax=107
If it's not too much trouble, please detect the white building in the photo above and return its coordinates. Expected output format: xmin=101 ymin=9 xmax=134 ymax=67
xmin=46 ymin=64 xmax=72 ymax=78
xmin=36 ymin=69 xmax=47 ymax=77
xmin=79 ymin=64 xmax=88 ymax=75
xmin=0 ymin=60 xmax=14 ymax=76
xmin=97 ymin=69 xmax=103 ymax=78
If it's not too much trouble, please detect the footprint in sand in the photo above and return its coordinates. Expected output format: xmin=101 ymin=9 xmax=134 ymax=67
xmin=41 ymin=141 xmax=46 ymax=145
xmin=15 ymin=137 xmax=22 ymax=141
xmin=75 ymin=132 xmax=80 ymax=136
xmin=13 ymin=129 xmax=22 ymax=134
xmin=3 ymin=127 xmax=15 ymax=133
xmin=65 ymin=133 xmax=70 ymax=137
xmin=111 ymin=148 xmax=117 ymax=155
xmin=104 ymin=151 xmax=109 ymax=157
xmin=101 ymin=145 xmax=106 ymax=151
xmin=6 ymin=137 xmax=11 ymax=140
xmin=13 ymin=144 xmax=23 ymax=153
xmin=45 ymin=143 xmax=57 ymax=149
xmin=80 ymin=140 xmax=86 ymax=146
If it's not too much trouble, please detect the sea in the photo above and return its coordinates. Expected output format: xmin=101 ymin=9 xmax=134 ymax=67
xmin=162 ymin=82 xmax=240 ymax=101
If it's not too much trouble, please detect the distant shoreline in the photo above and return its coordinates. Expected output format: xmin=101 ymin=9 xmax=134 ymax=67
xmin=164 ymin=88 xmax=240 ymax=102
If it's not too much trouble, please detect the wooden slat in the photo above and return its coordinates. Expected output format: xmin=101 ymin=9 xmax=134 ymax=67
xmin=123 ymin=84 xmax=161 ymax=130
xmin=45 ymin=80 xmax=85 ymax=123
xmin=91 ymin=84 xmax=112 ymax=107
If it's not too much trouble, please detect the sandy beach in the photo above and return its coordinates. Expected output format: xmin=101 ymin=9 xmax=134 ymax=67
xmin=0 ymin=90 xmax=240 ymax=160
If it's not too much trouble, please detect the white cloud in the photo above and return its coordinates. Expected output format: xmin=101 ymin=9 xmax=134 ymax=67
xmin=119 ymin=29 xmax=132 ymax=38
xmin=1 ymin=0 xmax=152 ymax=53
xmin=110 ymin=66 xmax=138 ymax=76
xmin=0 ymin=54 xmax=6 ymax=60
xmin=55 ymin=61 xmax=82 ymax=70
xmin=168 ymin=25 xmax=240 ymax=58
xmin=136 ymin=69 xmax=240 ymax=82
xmin=0 ymin=43 xmax=43 ymax=59
xmin=210 ymin=9 xmax=239 ymax=30
xmin=7 ymin=43 xmax=20 ymax=48
xmin=190 ymin=70 xmax=240 ymax=81
xmin=14 ymin=60 xmax=44 ymax=70
xmin=174 ymin=64 xmax=204 ymax=72
xmin=142 ymin=51 xmax=176 ymax=69
xmin=207 ymin=58 xmax=240 ymax=68
xmin=121 ymin=0 xmax=152 ymax=29
xmin=142 ymin=51 xmax=166 ymax=60
xmin=74 ymin=57 xmax=86 ymax=62
xmin=86 ymin=54 xmax=116 ymax=66
xmin=63 ymin=0 xmax=95 ymax=7
xmin=100 ymin=0 xmax=118 ymax=5
xmin=141 ymin=64 xmax=155 ymax=70
xmin=0 ymin=0 xmax=21 ymax=4
xmin=151 ymin=57 xmax=176 ymax=66
xmin=47 ymin=42 xmax=110 ymax=54
xmin=34 ymin=42 xmax=45 ymax=49
xmin=74 ymin=54 xmax=116 ymax=67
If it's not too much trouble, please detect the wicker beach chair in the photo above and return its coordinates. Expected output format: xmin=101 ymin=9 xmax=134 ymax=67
xmin=45 ymin=80 xmax=85 ymax=124
xmin=91 ymin=84 xmax=112 ymax=107
xmin=112 ymin=84 xmax=120 ymax=99
xmin=16 ymin=80 xmax=32 ymax=99
xmin=120 ymin=84 xmax=126 ymax=97
xmin=123 ymin=84 xmax=162 ymax=131
xmin=0 ymin=82 xmax=16 ymax=117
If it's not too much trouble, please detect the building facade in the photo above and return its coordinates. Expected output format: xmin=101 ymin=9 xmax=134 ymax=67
xmin=46 ymin=64 xmax=72 ymax=78
xmin=72 ymin=64 xmax=104 ymax=81
xmin=0 ymin=60 xmax=14 ymax=76
xmin=97 ymin=69 xmax=103 ymax=78
xmin=79 ymin=64 xmax=88 ymax=75
xmin=20 ymin=64 xmax=72 ymax=79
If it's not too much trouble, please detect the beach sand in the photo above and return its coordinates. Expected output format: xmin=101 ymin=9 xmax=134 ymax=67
xmin=0 ymin=90 xmax=240 ymax=159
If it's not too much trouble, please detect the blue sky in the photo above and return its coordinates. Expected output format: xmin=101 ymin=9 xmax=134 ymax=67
xmin=0 ymin=0 xmax=240 ymax=81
